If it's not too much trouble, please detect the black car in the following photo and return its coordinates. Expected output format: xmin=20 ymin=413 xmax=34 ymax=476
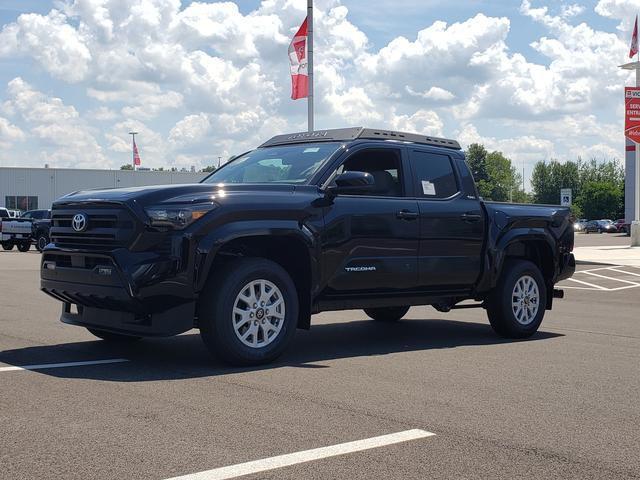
xmin=20 ymin=210 xmax=52 ymax=251
xmin=584 ymin=219 xmax=618 ymax=234
xmin=40 ymin=127 xmax=575 ymax=365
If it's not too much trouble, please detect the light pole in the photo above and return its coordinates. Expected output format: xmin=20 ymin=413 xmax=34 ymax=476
xmin=619 ymin=61 xmax=640 ymax=246
xmin=129 ymin=131 xmax=138 ymax=170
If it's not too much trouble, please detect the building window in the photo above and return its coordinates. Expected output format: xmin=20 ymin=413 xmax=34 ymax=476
xmin=5 ymin=196 xmax=38 ymax=211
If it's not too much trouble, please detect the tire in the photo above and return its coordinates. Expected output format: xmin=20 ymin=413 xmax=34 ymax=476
xmin=1 ymin=242 xmax=14 ymax=251
xmin=36 ymin=234 xmax=49 ymax=252
xmin=486 ymin=260 xmax=547 ymax=339
xmin=364 ymin=306 xmax=410 ymax=322
xmin=199 ymin=257 xmax=298 ymax=366
xmin=17 ymin=242 xmax=30 ymax=252
xmin=86 ymin=327 xmax=142 ymax=342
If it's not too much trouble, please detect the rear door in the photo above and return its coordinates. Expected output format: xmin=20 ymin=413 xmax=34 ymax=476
xmin=408 ymin=149 xmax=485 ymax=288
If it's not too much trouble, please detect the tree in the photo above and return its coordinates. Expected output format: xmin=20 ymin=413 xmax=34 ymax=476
xmin=201 ymin=165 xmax=217 ymax=173
xmin=577 ymin=181 xmax=623 ymax=220
xmin=120 ymin=164 xmax=134 ymax=170
xmin=530 ymin=160 xmax=579 ymax=205
xmin=530 ymin=157 xmax=624 ymax=218
xmin=465 ymin=144 xmax=525 ymax=202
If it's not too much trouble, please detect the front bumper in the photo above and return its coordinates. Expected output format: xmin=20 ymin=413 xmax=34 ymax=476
xmin=41 ymin=247 xmax=196 ymax=336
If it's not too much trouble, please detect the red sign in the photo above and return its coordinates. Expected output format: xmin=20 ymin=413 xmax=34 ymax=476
xmin=625 ymin=87 xmax=640 ymax=143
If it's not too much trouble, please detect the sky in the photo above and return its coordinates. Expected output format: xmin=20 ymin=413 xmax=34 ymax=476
xmin=0 ymin=0 xmax=638 ymax=186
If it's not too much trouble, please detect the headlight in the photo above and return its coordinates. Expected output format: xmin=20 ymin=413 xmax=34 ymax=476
xmin=145 ymin=203 xmax=217 ymax=229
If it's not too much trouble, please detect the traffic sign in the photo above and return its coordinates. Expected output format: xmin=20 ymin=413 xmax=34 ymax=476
xmin=625 ymin=87 xmax=640 ymax=143
xmin=560 ymin=188 xmax=572 ymax=207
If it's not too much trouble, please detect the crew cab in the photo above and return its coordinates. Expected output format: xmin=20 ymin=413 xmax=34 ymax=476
xmin=1 ymin=208 xmax=33 ymax=251
xmin=41 ymin=127 xmax=575 ymax=365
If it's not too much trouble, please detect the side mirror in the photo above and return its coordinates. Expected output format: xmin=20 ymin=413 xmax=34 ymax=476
xmin=328 ymin=171 xmax=375 ymax=196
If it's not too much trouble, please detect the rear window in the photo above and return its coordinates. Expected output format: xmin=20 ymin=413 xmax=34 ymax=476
xmin=409 ymin=151 xmax=458 ymax=199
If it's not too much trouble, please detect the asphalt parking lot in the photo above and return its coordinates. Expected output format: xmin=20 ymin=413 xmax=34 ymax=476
xmin=1 ymin=240 xmax=639 ymax=480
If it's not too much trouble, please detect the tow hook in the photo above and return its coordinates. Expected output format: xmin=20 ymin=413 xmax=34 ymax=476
xmin=553 ymin=289 xmax=564 ymax=299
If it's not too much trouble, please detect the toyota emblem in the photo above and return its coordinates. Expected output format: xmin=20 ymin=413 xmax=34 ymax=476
xmin=72 ymin=213 xmax=88 ymax=232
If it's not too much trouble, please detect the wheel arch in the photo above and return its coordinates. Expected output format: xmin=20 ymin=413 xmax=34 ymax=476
xmin=496 ymin=230 xmax=557 ymax=309
xmin=195 ymin=221 xmax=317 ymax=329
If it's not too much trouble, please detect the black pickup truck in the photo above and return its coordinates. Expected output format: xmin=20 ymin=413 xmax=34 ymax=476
xmin=41 ymin=127 xmax=575 ymax=365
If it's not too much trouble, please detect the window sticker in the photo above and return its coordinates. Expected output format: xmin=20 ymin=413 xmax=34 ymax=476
xmin=421 ymin=180 xmax=436 ymax=196
xmin=303 ymin=147 xmax=320 ymax=153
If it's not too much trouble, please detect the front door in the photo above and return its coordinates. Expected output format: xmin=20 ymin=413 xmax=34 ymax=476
xmin=319 ymin=146 xmax=420 ymax=293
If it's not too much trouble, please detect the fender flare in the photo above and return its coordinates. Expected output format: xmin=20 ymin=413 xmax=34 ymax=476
xmin=478 ymin=227 xmax=558 ymax=293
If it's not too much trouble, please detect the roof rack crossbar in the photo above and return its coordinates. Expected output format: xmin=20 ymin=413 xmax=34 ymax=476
xmin=260 ymin=127 xmax=461 ymax=150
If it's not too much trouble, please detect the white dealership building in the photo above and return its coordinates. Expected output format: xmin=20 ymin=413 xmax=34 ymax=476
xmin=0 ymin=167 xmax=207 ymax=211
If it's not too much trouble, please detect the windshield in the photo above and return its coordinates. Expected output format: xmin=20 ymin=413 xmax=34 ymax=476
xmin=202 ymin=142 xmax=341 ymax=185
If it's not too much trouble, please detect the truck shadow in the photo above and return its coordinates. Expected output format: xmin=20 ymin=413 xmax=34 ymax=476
xmin=0 ymin=318 xmax=562 ymax=382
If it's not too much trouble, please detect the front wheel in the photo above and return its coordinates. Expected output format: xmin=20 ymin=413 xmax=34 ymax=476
xmin=36 ymin=234 xmax=49 ymax=252
xmin=86 ymin=328 xmax=142 ymax=342
xmin=199 ymin=258 xmax=298 ymax=366
xmin=17 ymin=242 xmax=30 ymax=252
xmin=364 ymin=306 xmax=410 ymax=322
xmin=486 ymin=260 xmax=547 ymax=338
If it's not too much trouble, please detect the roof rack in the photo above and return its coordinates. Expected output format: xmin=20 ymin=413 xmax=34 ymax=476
xmin=259 ymin=127 xmax=461 ymax=150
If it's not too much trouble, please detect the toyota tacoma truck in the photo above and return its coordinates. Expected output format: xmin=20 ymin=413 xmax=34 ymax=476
xmin=40 ymin=127 xmax=575 ymax=365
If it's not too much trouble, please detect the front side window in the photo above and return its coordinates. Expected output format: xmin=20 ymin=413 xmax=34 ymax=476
xmin=330 ymin=148 xmax=404 ymax=197
xmin=410 ymin=151 xmax=458 ymax=199
xmin=202 ymin=142 xmax=341 ymax=185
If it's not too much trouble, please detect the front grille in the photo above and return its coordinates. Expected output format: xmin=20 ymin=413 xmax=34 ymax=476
xmin=50 ymin=204 xmax=137 ymax=250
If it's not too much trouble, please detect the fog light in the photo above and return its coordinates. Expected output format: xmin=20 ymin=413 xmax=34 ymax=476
xmin=43 ymin=261 xmax=56 ymax=270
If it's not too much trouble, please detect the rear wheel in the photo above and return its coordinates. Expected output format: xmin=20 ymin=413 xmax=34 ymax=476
xmin=36 ymin=234 xmax=49 ymax=252
xmin=1 ymin=242 xmax=14 ymax=251
xmin=199 ymin=257 xmax=298 ymax=366
xmin=17 ymin=242 xmax=30 ymax=252
xmin=86 ymin=328 xmax=142 ymax=342
xmin=364 ymin=306 xmax=410 ymax=322
xmin=486 ymin=260 xmax=547 ymax=338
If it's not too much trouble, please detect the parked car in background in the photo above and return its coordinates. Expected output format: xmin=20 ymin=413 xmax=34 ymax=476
xmin=22 ymin=210 xmax=52 ymax=251
xmin=614 ymin=219 xmax=630 ymax=235
xmin=573 ymin=218 xmax=587 ymax=232
xmin=7 ymin=210 xmax=21 ymax=218
xmin=585 ymin=219 xmax=618 ymax=234
xmin=1 ymin=212 xmax=33 ymax=251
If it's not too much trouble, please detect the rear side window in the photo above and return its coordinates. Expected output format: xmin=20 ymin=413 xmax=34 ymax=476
xmin=409 ymin=150 xmax=458 ymax=199
xmin=455 ymin=159 xmax=478 ymax=199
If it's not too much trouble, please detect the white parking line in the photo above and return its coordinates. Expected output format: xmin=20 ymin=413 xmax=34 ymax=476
xmin=0 ymin=358 xmax=129 ymax=372
xmin=607 ymin=267 xmax=640 ymax=278
xmin=164 ymin=429 xmax=435 ymax=480
xmin=564 ymin=277 xmax=608 ymax=290
xmin=582 ymin=270 xmax=640 ymax=285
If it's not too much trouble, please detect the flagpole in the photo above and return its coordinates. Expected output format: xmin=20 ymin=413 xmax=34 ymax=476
xmin=307 ymin=0 xmax=314 ymax=132
xmin=129 ymin=131 xmax=138 ymax=171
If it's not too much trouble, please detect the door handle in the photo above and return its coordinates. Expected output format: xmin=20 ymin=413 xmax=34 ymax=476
xmin=460 ymin=212 xmax=482 ymax=222
xmin=397 ymin=210 xmax=419 ymax=220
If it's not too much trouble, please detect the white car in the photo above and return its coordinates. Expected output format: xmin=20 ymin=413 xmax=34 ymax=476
xmin=1 ymin=209 xmax=33 ymax=252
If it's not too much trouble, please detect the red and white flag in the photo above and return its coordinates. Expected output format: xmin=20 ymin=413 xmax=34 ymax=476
xmin=630 ymin=15 xmax=638 ymax=58
xmin=288 ymin=17 xmax=308 ymax=100
xmin=133 ymin=138 xmax=141 ymax=166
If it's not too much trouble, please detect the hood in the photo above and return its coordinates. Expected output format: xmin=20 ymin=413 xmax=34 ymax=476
xmin=53 ymin=183 xmax=310 ymax=208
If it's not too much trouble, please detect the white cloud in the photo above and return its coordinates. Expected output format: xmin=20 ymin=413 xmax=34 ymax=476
xmin=0 ymin=10 xmax=91 ymax=82
xmin=0 ymin=0 xmax=630 ymax=170
xmin=3 ymin=77 xmax=105 ymax=167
